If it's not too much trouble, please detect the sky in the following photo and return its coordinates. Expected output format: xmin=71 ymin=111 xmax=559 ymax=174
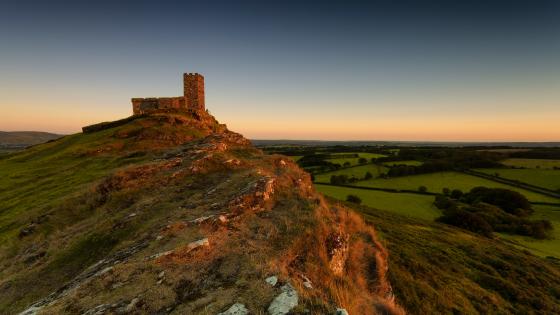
xmin=0 ymin=0 xmax=559 ymax=141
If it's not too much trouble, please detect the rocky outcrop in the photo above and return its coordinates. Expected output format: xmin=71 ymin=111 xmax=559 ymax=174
xmin=217 ymin=303 xmax=249 ymax=315
xmin=267 ymin=284 xmax=298 ymax=315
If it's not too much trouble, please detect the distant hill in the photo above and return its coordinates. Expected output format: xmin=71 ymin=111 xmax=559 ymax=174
xmin=251 ymin=139 xmax=560 ymax=148
xmin=0 ymin=131 xmax=62 ymax=153
xmin=0 ymin=131 xmax=62 ymax=146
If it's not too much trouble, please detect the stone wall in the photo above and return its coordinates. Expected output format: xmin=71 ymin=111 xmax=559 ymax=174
xmin=132 ymin=97 xmax=185 ymax=115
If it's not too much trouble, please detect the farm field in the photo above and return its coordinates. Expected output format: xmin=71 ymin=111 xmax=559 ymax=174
xmin=382 ymin=160 xmax=422 ymax=167
xmin=498 ymin=204 xmax=560 ymax=258
xmin=476 ymin=168 xmax=560 ymax=191
xmin=315 ymin=184 xmax=439 ymax=220
xmin=326 ymin=152 xmax=386 ymax=166
xmin=317 ymin=184 xmax=560 ymax=259
xmin=351 ymin=171 xmax=558 ymax=203
xmin=502 ymin=158 xmax=560 ymax=169
xmin=314 ymin=164 xmax=388 ymax=182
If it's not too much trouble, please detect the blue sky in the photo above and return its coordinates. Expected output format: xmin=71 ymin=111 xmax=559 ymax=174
xmin=1 ymin=0 xmax=559 ymax=140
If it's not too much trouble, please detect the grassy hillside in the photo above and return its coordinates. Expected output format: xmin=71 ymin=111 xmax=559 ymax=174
xmin=0 ymin=112 xmax=401 ymax=315
xmin=331 ymin=198 xmax=560 ymax=315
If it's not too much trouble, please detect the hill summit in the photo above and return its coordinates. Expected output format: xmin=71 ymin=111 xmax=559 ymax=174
xmin=1 ymin=108 xmax=403 ymax=315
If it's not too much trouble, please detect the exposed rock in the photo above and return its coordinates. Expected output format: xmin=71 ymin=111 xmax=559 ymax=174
xmin=217 ymin=302 xmax=249 ymax=315
xmin=335 ymin=308 xmax=349 ymax=315
xmin=187 ymin=238 xmax=210 ymax=251
xmin=148 ymin=250 xmax=174 ymax=260
xmin=96 ymin=267 xmax=113 ymax=277
xmin=326 ymin=232 xmax=349 ymax=276
xmin=265 ymin=276 xmax=278 ymax=286
xmin=267 ymin=283 xmax=298 ymax=315
xmin=18 ymin=306 xmax=42 ymax=315
xmin=191 ymin=215 xmax=215 ymax=224
xmin=301 ymin=275 xmax=313 ymax=289
xmin=124 ymin=297 xmax=140 ymax=312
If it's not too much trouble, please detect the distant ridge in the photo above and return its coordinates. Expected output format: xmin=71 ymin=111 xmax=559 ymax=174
xmin=251 ymin=139 xmax=560 ymax=148
xmin=0 ymin=131 xmax=62 ymax=146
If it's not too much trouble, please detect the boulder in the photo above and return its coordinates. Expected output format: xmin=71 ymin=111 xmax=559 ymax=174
xmin=267 ymin=283 xmax=298 ymax=315
xmin=265 ymin=276 xmax=278 ymax=286
xmin=217 ymin=302 xmax=249 ymax=315
xmin=335 ymin=308 xmax=349 ymax=315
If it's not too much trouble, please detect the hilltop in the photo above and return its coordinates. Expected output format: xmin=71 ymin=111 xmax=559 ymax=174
xmin=0 ymin=110 xmax=401 ymax=315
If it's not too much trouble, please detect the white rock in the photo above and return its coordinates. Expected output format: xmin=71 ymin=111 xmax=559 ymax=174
xmin=19 ymin=306 xmax=42 ymax=315
xmin=96 ymin=266 xmax=113 ymax=277
xmin=335 ymin=308 xmax=349 ymax=315
xmin=301 ymin=275 xmax=313 ymax=289
xmin=217 ymin=303 xmax=249 ymax=315
xmin=267 ymin=283 xmax=298 ymax=315
xmin=265 ymin=276 xmax=278 ymax=286
xmin=158 ymin=271 xmax=165 ymax=278
xmin=149 ymin=250 xmax=173 ymax=259
xmin=125 ymin=298 xmax=140 ymax=312
xmin=187 ymin=238 xmax=209 ymax=251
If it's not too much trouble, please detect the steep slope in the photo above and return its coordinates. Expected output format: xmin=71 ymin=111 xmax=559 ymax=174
xmin=340 ymin=199 xmax=560 ymax=315
xmin=0 ymin=111 xmax=402 ymax=314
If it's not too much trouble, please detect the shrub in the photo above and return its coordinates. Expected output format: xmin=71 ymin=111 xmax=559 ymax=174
xmin=364 ymin=171 xmax=373 ymax=180
xmin=358 ymin=157 xmax=367 ymax=164
xmin=437 ymin=209 xmax=493 ymax=238
xmin=442 ymin=188 xmax=450 ymax=196
xmin=450 ymin=189 xmax=463 ymax=199
xmin=330 ymin=175 xmax=349 ymax=185
xmin=463 ymin=187 xmax=532 ymax=215
xmin=346 ymin=195 xmax=362 ymax=204
xmin=418 ymin=186 xmax=428 ymax=193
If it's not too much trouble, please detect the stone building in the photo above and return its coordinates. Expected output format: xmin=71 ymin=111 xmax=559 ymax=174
xmin=132 ymin=73 xmax=205 ymax=114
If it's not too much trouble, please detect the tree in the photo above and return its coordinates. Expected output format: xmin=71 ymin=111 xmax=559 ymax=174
xmin=418 ymin=186 xmax=428 ymax=193
xmin=442 ymin=188 xmax=450 ymax=196
xmin=346 ymin=195 xmax=362 ymax=204
xmin=364 ymin=171 xmax=373 ymax=180
xmin=358 ymin=157 xmax=367 ymax=164
xmin=450 ymin=189 xmax=463 ymax=199
xmin=343 ymin=161 xmax=351 ymax=167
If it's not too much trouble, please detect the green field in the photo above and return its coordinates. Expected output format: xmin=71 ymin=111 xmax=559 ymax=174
xmin=289 ymin=155 xmax=302 ymax=161
xmin=498 ymin=204 xmax=560 ymax=258
xmin=476 ymin=168 xmax=560 ymax=191
xmin=314 ymin=164 xmax=388 ymax=182
xmin=502 ymin=158 xmax=560 ymax=169
xmin=349 ymin=171 xmax=558 ymax=203
xmin=326 ymin=152 xmax=386 ymax=166
xmin=382 ymin=160 xmax=422 ymax=167
xmin=317 ymin=183 xmax=560 ymax=259
xmin=315 ymin=184 xmax=439 ymax=220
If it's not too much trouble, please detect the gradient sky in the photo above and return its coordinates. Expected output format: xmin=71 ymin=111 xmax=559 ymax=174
xmin=1 ymin=0 xmax=559 ymax=141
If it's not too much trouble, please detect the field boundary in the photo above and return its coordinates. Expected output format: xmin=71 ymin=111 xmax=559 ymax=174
xmin=314 ymin=182 xmax=440 ymax=196
xmin=460 ymin=169 xmax=560 ymax=200
xmin=314 ymin=182 xmax=560 ymax=207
